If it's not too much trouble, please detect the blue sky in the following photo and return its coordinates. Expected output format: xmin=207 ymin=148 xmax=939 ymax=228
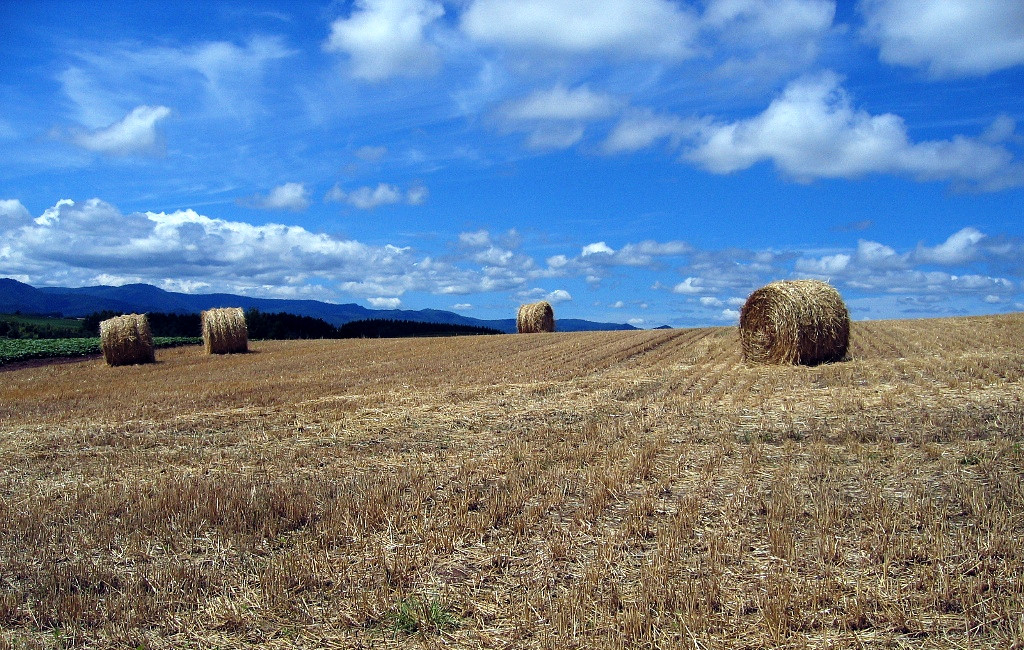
xmin=1 ymin=0 xmax=1022 ymax=327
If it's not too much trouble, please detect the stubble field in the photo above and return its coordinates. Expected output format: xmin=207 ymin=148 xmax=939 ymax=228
xmin=1 ymin=314 xmax=1022 ymax=648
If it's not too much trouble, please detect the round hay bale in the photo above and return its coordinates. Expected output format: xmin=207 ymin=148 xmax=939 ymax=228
xmin=100 ymin=313 xmax=156 ymax=367
xmin=739 ymin=280 xmax=850 ymax=365
xmin=517 ymin=300 xmax=555 ymax=334
xmin=202 ymin=307 xmax=248 ymax=354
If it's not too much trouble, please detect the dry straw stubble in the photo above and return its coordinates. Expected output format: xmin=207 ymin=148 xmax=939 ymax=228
xmin=202 ymin=307 xmax=249 ymax=354
xmin=739 ymin=279 xmax=850 ymax=365
xmin=99 ymin=313 xmax=156 ymax=367
xmin=517 ymin=300 xmax=555 ymax=333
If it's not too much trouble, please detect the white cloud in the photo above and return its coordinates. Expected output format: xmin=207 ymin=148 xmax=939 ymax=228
xmin=582 ymin=241 xmax=615 ymax=256
xmin=719 ymin=308 xmax=741 ymax=322
xmin=70 ymin=105 xmax=171 ymax=156
xmin=184 ymin=37 xmax=296 ymax=115
xmin=704 ymin=0 xmax=834 ymax=42
xmin=6 ymin=197 xmax=518 ymax=300
xmin=614 ymin=240 xmax=692 ymax=265
xmin=368 ymin=296 xmax=402 ymax=308
xmin=700 ymin=296 xmax=723 ymax=307
xmin=545 ymin=289 xmax=573 ymax=303
xmin=603 ymin=110 xmax=695 ymax=154
xmin=452 ymin=303 xmax=472 ymax=310
xmin=244 ymin=182 xmax=312 ymax=211
xmin=59 ymin=37 xmax=294 ymax=127
xmin=348 ymin=184 xmax=402 ymax=209
xmin=0 ymin=199 xmax=31 ymax=230
xmin=860 ymin=0 xmax=1024 ymax=76
xmin=795 ymin=252 xmax=851 ymax=275
xmin=611 ymin=300 xmax=625 ymax=308
xmin=462 ymin=0 xmax=699 ymax=59
xmin=856 ymin=240 xmax=906 ymax=269
xmin=672 ymin=277 xmax=705 ymax=294
xmin=498 ymin=85 xmax=621 ymax=150
xmin=545 ymin=255 xmax=568 ymax=269
xmin=915 ymin=227 xmax=986 ymax=265
xmin=683 ymin=72 xmax=1024 ymax=190
xmin=324 ymin=0 xmax=445 ymax=81
xmin=406 ymin=182 xmax=429 ymax=205
xmin=328 ymin=183 xmax=428 ymax=209
xmin=702 ymin=0 xmax=836 ymax=75
xmin=501 ymin=85 xmax=621 ymax=122
xmin=458 ymin=230 xmax=492 ymax=248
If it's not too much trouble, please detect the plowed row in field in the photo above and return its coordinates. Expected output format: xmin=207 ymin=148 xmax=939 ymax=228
xmin=1 ymin=314 xmax=1022 ymax=648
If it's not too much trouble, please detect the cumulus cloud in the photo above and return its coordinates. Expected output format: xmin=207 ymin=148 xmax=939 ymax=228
xmin=545 ymin=289 xmax=573 ymax=303
xmin=4 ymin=197 xmax=526 ymax=300
xmin=672 ymin=277 xmax=705 ymax=295
xmin=368 ymin=296 xmax=402 ymax=308
xmin=682 ymin=72 xmax=1024 ymax=190
xmin=243 ymin=182 xmax=312 ymax=211
xmin=582 ymin=241 xmax=615 ymax=257
xmin=461 ymin=0 xmax=699 ymax=59
xmin=327 ymin=182 xmax=428 ymax=209
xmin=915 ymin=227 xmax=986 ymax=265
xmin=70 ymin=105 xmax=171 ymax=156
xmin=860 ymin=0 xmax=1024 ymax=76
xmin=324 ymin=0 xmax=445 ymax=81
xmin=0 ymin=199 xmax=32 ymax=230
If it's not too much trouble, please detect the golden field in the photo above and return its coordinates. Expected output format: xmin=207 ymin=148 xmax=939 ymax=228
xmin=1 ymin=314 xmax=1022 ymax=649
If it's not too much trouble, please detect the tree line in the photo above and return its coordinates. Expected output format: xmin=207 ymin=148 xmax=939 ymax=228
xmin=3 ymin=309 xmax=500 ymax=340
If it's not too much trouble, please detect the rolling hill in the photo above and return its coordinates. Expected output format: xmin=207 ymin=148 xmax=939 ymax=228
xmin=0 ymin=278 xmax=638 ymax=333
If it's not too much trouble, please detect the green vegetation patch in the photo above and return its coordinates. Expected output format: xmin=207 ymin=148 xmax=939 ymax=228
xmin=0 ymin=337 xmax=200 ymax=366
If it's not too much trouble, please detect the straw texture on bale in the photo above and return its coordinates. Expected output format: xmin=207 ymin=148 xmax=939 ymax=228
xmin=202 ymin=307 xmax=249 ymax=354
xmin=517 ymin=300 xmax=555 ymax=334
xmin=100 ymin=313 xmax=156 ymax=367
xmin=739 ymin=280 xmax=850 ymax=365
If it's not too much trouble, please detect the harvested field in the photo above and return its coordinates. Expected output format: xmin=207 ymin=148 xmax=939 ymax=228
xmin=1 ymin=314 xmax=1023 ymax=649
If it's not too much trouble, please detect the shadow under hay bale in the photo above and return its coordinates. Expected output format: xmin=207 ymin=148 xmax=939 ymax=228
xmin=739 ymin=279 xmax=850 ymax=365
xmin=100 ymin=313 xmax=156 ymax=367
xmin=517 ymin=300 xmax=555 ymax=334
xmin=202 ymin=307 xmax=249 ymax=354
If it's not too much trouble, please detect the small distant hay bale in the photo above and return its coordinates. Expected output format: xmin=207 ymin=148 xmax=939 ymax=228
xmin=202 ymin=307 xmax=248 ymax=354
xmin=739 ymin=280 xmax=850 ymax=365
xmin=100 ymin=313 xmax=155 ymax=367
xmin=517 ymin=300 xmax=555 ymax=334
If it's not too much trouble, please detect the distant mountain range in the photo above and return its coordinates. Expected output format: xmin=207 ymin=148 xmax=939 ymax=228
xmin=0 ymin=278 xmax=639 ymax=334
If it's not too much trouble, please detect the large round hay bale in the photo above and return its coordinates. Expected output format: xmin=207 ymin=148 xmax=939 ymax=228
xmin=202 ymin=307 xmax=248 ymax=354
xmin=517 ymin=300 xmax=555 ymax=334
xmin=739 ymin=280 xmax=850 ymax=365
xmin=100 ymin=313 xmax=156 ymax=367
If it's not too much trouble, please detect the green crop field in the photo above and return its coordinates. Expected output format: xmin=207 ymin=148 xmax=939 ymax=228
xmin=0 ymin=337 xmax=201 ymax=365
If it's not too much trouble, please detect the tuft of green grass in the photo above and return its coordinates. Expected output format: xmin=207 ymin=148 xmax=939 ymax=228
xmin=384 ymin=596 xmax=460 ymax=637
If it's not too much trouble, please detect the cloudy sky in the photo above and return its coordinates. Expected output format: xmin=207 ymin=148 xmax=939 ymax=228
xmin=1 ymin=0 xmax=1023 ymax=327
